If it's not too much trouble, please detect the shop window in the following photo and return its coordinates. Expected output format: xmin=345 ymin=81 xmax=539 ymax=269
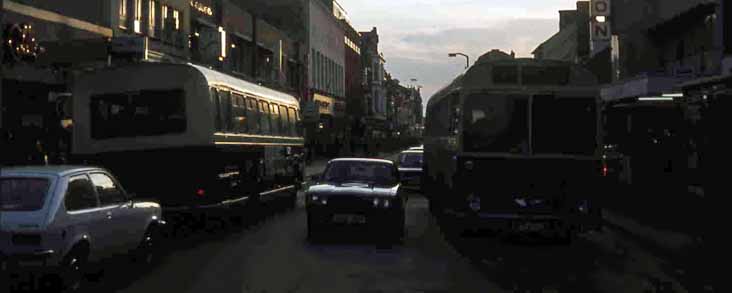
xmin=134 ymin=0 xmax=142 ymax=33
xmin=148 ymin=0 xmax=157 ymax=37
xmin=119 ymin=0 xmax=128 ymax=29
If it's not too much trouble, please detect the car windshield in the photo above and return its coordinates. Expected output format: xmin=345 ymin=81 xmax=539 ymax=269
xmin=0 ymin=177 xmax=51 ymax=211
xmin=398 ymin=153 xmax=423 ymax=168
xmin=322 ymin=161 xmax=398 ymax=186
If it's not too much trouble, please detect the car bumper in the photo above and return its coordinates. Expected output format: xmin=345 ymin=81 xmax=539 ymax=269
xmin=1 ymin=249 xmax=61 ymax=273
xmin=307 ymin=205 xmax=404 ymax=227
xmin=446 ymin=210 xmax=568 ymax=233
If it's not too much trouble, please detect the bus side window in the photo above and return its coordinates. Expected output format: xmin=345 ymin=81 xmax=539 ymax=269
xmin=259 ymin=100 xmax=271 ymax=135
xmin=449 ymin=93 xmax=461 ymax=135
xmin=279 ymin=105 xmax=289 ymax=137
xmin=219 ymin=90 xmax=232 ymax=132
xmin=232 ymin=93 xmax=248 ymax=133
xmin=270 ymin=104 xmax=280 ymax=135
xmin=212 ymin=88 xmax=222 ymax=131
xmin=287 ymin=107 xmax=297 ymax=137
xmin=293 ymin=108 xmax=302 ymax=137
xmin=247 ymin=97 xmax=260 ymax=134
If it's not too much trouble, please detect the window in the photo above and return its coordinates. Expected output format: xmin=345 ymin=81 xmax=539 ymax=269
xmin=173 ymin=9 xmax=180 ymax=30
xmin=322 ymin=161 xmax=398 ymax=186
xmin=462 ymin=94 xmax=529 ymax=153
xmin=493 ymin=66 xmax=518 ymax=84
xmin=91 ymin=89 xmax=187 ymax=139
xmin=259 ymin=101 xmax=271 ymax=134
xmin=1 ymin=178 xmax=50 ymax=211
xmin=218 ymin=90 xmax=233 ymax=132
xmin=532 ymin=96 xmax=597 ymax=155
xmin=247 ymin=97 xmax=260 ymax=134
xmin=134 ymin=0 xmax=142 ymax=33
xmin=522 ymin=66 xmax=570 ymax=85
xmin=65 ymin=175 xmax=99 ymax=211
xmin=90 ymin=173 xmax=126 ymax=205
xmin=270 ymin=104 xmax=281 ymax=135
xmin=149 ymin=0 xmax=157 ymax=37
xmin=119 ymin=0 xmax=128 ymax=29
xmin=161 ymin=5 xmax=167 ymax=31
xmin=287 ymin=107 xmax=297 ymax=136
xmin=232 ymin=93 xmax=248 ymax=133
xmin=279 ymin=105 xmax=289 ymax=136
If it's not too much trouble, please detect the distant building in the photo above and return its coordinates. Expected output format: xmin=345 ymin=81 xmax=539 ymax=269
xmin=361 ymin=27 xmax=388 ymax=139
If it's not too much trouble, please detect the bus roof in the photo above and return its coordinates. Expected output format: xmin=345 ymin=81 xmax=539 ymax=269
xmin=190 ymin=63 xmax=299 ymax=107
xmin=426 ymin=57 xmax=598 ymax=109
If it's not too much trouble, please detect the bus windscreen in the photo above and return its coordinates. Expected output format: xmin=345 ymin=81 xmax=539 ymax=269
xmin=462 ymin=94 xmax=529 ymax=153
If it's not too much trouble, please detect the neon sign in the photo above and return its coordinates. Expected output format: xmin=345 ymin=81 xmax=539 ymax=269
xmin=190 ymin=1 xmax=213 ymax=16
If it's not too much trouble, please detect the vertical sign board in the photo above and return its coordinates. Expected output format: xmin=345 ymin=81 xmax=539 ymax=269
xmin=590 ymin=0 xmax=611 ymax=41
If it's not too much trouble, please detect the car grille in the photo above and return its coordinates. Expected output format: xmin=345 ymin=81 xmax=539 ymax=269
xmin=326 ymin=197 xmax=373 ymax=211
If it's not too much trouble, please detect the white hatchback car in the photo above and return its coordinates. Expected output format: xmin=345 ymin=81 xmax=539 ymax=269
xmin=0 ymin=166 xmax=164 ymax=291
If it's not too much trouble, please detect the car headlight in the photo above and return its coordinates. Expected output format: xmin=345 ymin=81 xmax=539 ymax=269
xmin=383 ymin=199 xmax=391 ymax=208
xmin=309 ymin=195 xmax=327 ymax=205
xmin=373 ymin=197 xmax=380 ymax=207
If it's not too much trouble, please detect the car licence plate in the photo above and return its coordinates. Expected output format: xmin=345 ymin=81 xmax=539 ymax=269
xmin=332 ymin=214 xmax=366 ymax=224
xmin=516 ymin=222 xmax=545 ymax=232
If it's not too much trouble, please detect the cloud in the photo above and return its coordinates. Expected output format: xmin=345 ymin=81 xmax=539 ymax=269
xmin=379 ymin=18 xmax=559 ymax=108
xmin=337 ymin=0 xmax=577 ymax=110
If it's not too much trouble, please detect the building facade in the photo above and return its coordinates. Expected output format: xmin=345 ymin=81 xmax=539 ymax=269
xmin=360 ymin=27 xmax=387 ymax=141
xmin=1 ymin=0 xmax=308 ymax=165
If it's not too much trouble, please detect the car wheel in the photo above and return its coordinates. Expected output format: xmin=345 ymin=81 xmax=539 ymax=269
xmin=61 ymin=249 xmax=88 ymax=292
xmin=133 ymin=226 xmax=160 ymax=267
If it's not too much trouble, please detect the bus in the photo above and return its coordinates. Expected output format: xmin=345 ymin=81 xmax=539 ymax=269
xmin=72 ymin=62 xmax=305 ymax=226
xmin=424 ymin=51 xmax=604 ymax=241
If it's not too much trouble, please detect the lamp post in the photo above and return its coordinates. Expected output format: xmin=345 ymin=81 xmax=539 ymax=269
xmin=448 ymin=52 xmax=469 ymax=69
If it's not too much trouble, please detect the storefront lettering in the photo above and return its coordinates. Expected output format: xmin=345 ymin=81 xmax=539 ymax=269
xmin=190 ymin=1 xmax=213 ymax=16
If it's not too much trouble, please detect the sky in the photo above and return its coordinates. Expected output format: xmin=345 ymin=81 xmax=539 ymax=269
xmin=338 ymin=0 xmax=579 ymax=110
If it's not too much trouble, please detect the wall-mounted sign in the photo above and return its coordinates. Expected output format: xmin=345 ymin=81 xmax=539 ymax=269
xmin=590 ymin=0 xmax=611 ymax=47
xmin=190 ymin=0 xmax=213 ymax=16
xmin=314 ymin=93 xmax=334 ymax=116
xmin=591 ymin=0 xmax=610 ymax=17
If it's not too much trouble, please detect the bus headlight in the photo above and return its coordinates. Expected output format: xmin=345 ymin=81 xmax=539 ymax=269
xmin=464 ymin=160 xmax=474 ymax=171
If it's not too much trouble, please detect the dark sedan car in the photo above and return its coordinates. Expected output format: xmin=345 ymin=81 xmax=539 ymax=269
xmin=306 ymin=159 xmax=406 ymax=243
xmin=396 ymin=149 xmax=423 ymax=191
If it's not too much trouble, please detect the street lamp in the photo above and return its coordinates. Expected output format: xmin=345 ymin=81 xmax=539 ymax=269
xmin=448 ymin=53 xmax=469 ymax=69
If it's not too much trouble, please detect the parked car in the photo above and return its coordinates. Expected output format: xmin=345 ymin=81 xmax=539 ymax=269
xmin=0 ymin=166 xmax=165 ymax=291
xmin=408 ymin=145 xmax=424 ymax=151
xmin=396 ymin=149 xmax=423 ymax=191
xmin=305 ymin=159 xmax=406 ymax=243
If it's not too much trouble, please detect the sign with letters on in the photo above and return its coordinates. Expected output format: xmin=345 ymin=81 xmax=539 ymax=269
xmin=590 ymin=0 xmax=611 ymax=42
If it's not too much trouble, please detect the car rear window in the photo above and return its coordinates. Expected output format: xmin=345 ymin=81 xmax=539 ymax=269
xmin=399 ymin=153 xmax=423 ymax=168
xmin=0 ymin=178 xmax=51 ymax=211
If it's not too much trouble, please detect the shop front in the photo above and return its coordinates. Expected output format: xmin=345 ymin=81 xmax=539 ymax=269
xmin=2 ymin=2 xmax=112 ymax=165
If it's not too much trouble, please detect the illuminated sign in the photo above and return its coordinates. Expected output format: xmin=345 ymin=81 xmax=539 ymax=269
xmin=190 ymin=1 xmax=213 ymax=16
xmin=314 ymin=93 xmax=334 ymax=115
